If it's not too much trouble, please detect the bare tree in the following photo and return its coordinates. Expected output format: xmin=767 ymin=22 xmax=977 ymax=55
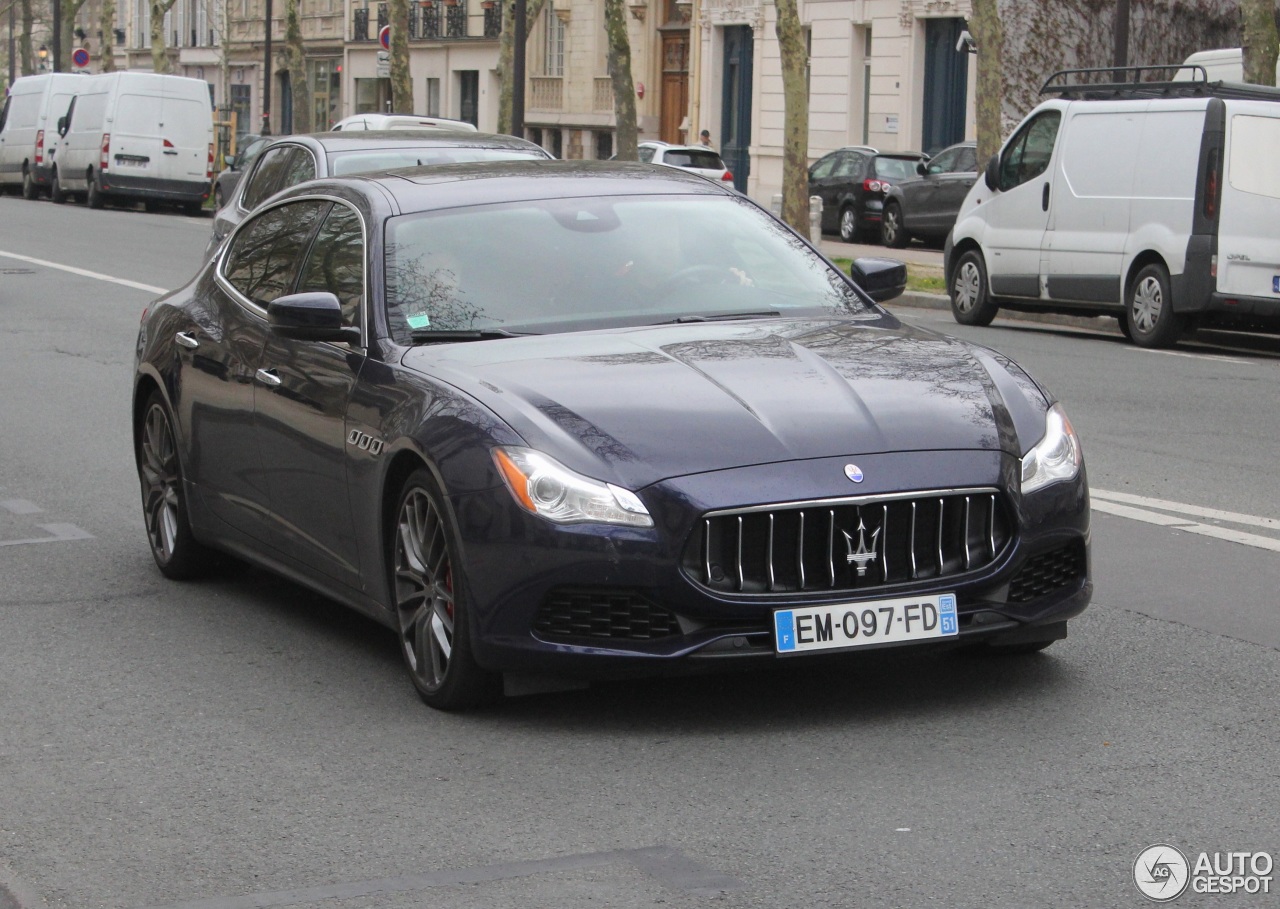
xmin=20 ymin=0 xmax=34 ymax=75
xmin=99 ymin=0 xmax=116 ymax=71
xmin=496 ymin=0 xmax=547 ymax=134
xmin=774 ymin=0 xmax=807 ymax=232
xmin=285 ymin=0 xmax=311 ymax=131
xmin=389 ymin=0 xmax=412 ymax=112
xmin=969 ymin=0 xmax=1003 ymax=165
xmin=603 ymin=0 xmax=636 ymax=159
xmin=150 ymin=0 xmax=180 ymax=72
xmin=60 ymin=0 xmax=90 ymax=65
xmin=1241 ymin=0 xmax=1278 ymax=86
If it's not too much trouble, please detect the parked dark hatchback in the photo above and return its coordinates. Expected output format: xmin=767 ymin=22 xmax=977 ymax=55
xmin=204 ymin=129 xmax=551 ymax=258
xmin=211 ymin=134 xmax=267 ymax=210
xmin=135 ymin=161 xmax=1091 ymax=711
xmin=809 ymin=147 xmax=928 ymax=243
xmin=880 ymin=141 xmax=978 ymax=248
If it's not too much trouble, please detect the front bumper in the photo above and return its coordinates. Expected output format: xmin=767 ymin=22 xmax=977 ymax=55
xmin=455 ymin=450 xmax=1091 ymax=677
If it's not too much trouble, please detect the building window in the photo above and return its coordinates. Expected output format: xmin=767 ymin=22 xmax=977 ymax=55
xmin=544 ymin=6 xmax=565 ymax=77
xmin=426 ymin=78 xmax=441 ymax=117
xmin=594 ymin=130 xmax=613 ymax=160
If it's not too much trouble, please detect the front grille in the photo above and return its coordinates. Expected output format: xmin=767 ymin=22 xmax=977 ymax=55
xmin=683 ymin=490 xmax=1011 ymax=596
xmin=1007 ymin=543 xmax=1085 ymax=603
xmin=533 ymin=588 xmax=681 ymax=641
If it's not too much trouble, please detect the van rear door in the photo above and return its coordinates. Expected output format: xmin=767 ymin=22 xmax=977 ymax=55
xmin=1217 ymin=107 xmax=1280 ymax=300
xmin=159 ymin=93 xmax=213 ymax=184
xmin=112 ymin=92 xmax=166 ymax=179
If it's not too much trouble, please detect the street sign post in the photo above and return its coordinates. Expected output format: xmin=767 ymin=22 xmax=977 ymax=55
xmin=71 ymin=47 xmax=90 ymax=68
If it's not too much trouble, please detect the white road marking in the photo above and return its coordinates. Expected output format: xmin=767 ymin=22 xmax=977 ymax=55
xmin=0 ymin=523 xmax=94 ymax=548
xmin=0 ymin=249 xmax=167 ymax=295
xmin=1124 ymin=346 xmax=1252 ymax=364
xmin=1091 ymin=498 xmax=1280 ymax=554
xmin=0 ymin=499 xmax=43 ymax=515
xmin=1091 ymin=489 xmax=1280 ymax=531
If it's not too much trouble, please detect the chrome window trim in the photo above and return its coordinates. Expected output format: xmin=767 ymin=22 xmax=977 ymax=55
xmin=235 ymin=142 xmax=320 ymax=216
xmin=698 ymin=487 xmax=1003 ymax=520
xmin=214 ymin=192 xmax=370 ymax=351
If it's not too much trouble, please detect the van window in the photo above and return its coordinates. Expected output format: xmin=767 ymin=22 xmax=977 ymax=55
xmin=1228 ymin=115 xmax=1280 ymax=200
xmin=999 ymin=110 xmax=1061 ymax=192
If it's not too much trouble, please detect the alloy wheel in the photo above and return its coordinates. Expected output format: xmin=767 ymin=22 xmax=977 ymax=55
xmin=1131 ymin=276 xmax=1163 ymax=334
xmin=394 ymin=488 xmax=455 ymax=692
xmin=139 ymin=403 xmax=182 ymax=563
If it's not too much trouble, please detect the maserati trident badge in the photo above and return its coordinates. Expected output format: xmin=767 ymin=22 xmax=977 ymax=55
xmin=842 ymin=518 xmax=881 ymax=577
xmin=844 ymin=464 xmax=864 ymax=483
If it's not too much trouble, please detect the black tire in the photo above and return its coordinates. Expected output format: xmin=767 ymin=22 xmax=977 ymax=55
xmin=136 ymin=391 xmax=213 ymax=580
xmin=86 ymin=175 xmax=104 ymax=209
xmin=144 ymin=200 xmax=161 ymax=213
xmin=880 ymin=201 xmax=910 ymax=248
xmin=1125 ymin=262 xmax=1183 ymax=348
xmin=838 ymin=206 xmax=859 ymax=243
xmin=182 ymin=200 xmax=205 ymax=217
xmin=50 ymin=170 xmax=66 ymax=204
xmin=390 ymin=468 xmax=501 ymax=711
xmin=21 ymin=168 xmax=39 ymax=200
xmin=949 ymin=249 xmax=999 ymax=326
xmin=1117 ymin=312 xmax=1133 ymax=340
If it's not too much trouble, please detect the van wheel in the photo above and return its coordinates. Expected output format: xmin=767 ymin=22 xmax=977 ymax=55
xmin=1126 ymin=262 xmax=1183 ymax=348
xmin=87 ymin=176 xmax=104 ymax=209
xmin=950 ymin=250 xmax=999 ymax=326
xmin=50 ymin=171 xmax=66 ymax=204
xmin=838 ymin=206 xmax=859 ymax=243
xmin=881 ymin=202 xmax=910 ymax=248
xmin=22 ymin=169 xmax=39 ymax=201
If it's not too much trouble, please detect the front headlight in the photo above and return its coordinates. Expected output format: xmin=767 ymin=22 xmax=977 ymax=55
xmin=493 ymin=446 xmax=653 ymax=527
xmin=1020 ymin=403 xmax=1083 ymax=495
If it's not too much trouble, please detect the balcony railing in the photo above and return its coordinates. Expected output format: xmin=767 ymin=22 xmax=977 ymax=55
xmin=530 ymin=76 xmax=563 ymax=111
xmin=354 ymin=1 xmax=473 ymax=40
xmin=483 ymin=3 xmax=501 ymax=37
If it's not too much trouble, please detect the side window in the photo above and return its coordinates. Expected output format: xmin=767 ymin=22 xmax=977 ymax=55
xmin=241 ymin=145 xmax=292 ymax=210
xmin=999 ymin=111 xmax=1061 ymax=192
xmin=221 ymin=200 xmax=329 ymax=306
xmin=60 ymin=97 xmax=76 ymax=135
xmin=280 ymin=148 xmax=318 ymax=191
xmin=957 ymin=146 xmax=978 ymax=172
xmin=927 ymin=149 xmax=958 ymax=175
xmin=809 ymin=154 xmax=836 ymax=180
xmin=296 ymin=204 xmax=365 ymax=329
xmin=833 ymin=153 xmax=863 ymax=179
xmin=0 ymin=97 xmax=9 ymax=133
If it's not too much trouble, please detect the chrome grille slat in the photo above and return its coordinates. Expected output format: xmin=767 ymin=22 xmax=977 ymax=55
xmin=685 ymin=489 xmax=1009 ymax=597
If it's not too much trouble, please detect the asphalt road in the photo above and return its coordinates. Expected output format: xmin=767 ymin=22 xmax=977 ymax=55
xmin=2 ymin=196 xmax=1279 ymax=909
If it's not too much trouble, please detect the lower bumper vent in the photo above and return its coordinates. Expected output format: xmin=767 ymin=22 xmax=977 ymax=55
xmin=534 ymin=588 xmax=681 ymax=641
xmin=1007 ymin=543 xmax=1085 ymax=603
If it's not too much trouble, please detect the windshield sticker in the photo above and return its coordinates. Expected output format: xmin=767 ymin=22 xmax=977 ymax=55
xmin=407 ymin=313 xmax=431 ymax=329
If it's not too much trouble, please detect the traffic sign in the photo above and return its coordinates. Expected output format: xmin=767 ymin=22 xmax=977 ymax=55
xmin=379 ymin=25 xmax=390 ymax=50
xmin=72 ymin=48 xmax=90 ymax=68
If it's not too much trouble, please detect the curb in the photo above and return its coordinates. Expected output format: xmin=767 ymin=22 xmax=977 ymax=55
xmin=889 ymin=291 xmax=1124 ymax=336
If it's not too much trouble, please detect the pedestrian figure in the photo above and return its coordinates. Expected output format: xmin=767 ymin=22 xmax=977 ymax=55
xmin=699 ymin=129 xmax=713 ymax=148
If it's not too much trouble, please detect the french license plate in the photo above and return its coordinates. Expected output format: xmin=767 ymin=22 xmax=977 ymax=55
xmin=115 ymin=155 xmax=149 ymax=168
xmin=774 ymin=593 xmax=958 ymax=655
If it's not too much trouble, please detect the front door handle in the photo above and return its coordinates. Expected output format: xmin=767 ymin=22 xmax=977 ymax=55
xmin=1042 ymin=183 xmax=1050 ymax=211
xmin=175 ymin=332 xmax=199 ymax=349
xmin=255 ymin=368 xmax=282 ymax=387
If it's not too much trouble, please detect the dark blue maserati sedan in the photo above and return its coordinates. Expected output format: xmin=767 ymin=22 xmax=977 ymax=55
xmin=133 ymin=160 xmax=1090 ymax=710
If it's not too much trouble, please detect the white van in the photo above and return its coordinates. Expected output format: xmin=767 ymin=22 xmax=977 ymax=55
xmin=0 ymin=73 xmax=85 ymax=199
xmin=1174 ymin=48 xmax=1280 ymax=84
xmin=53 ymin=71 xmax=213 ymax=213
xmin=946 ymin=67 xmax=1280 ymax=347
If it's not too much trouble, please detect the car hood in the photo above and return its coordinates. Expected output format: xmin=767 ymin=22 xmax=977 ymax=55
xmin=401 ymin=318 xmax=1050 ymax=489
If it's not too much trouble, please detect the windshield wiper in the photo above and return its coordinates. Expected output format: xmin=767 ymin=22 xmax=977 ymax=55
xmin=409 ymin=328 xmax=527 ymax=343
xmin=659 ymin=310 xmax=781 ymax=324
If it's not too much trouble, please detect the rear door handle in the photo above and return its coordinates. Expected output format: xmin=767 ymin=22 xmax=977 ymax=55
xmin=175 ymin=332 xmax=199 ymax=349
xmin=255 ymin=368 xmax=282 ymax=387
xmin=1042 ymin=183 xmax=1050 ymax=211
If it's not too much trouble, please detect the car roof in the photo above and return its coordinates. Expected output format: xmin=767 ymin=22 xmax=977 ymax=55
xmin=282 ymin=160 xmax=738 ymax=212
xmin=259 ymin=130 xmax=544 ymax=153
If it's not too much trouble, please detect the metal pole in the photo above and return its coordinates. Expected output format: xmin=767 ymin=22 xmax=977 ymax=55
xmin=262 ymin=0 xmax=272 ymax=134
xmin=511 ymin=0 xmax=525 ymax=137
xmin=8 ymin=1 xmax=15 ymax=87
xmin=52 ymin=0 xmax=61 ymax=71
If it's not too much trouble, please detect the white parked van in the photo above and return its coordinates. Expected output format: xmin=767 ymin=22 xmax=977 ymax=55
xmin=1174 ymin=48 xmax=1280 ymax=84
xmin=53 ymin=71 xmax=213 ymax=213
xmin=946 ymin=66 xmax=1280 ymax=347
xmin=0 ymin=73 xmax=85 ymax=199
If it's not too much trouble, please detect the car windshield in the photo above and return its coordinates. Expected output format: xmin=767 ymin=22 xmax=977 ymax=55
xmin=874 ymin=156 xmax=921 ymax=179
xmin=384 ymin=194 xmax=875 ymax=340
xmin=329 ymin=147 xmax=545 ymax=175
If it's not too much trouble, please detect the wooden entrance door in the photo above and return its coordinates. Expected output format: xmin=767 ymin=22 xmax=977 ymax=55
xmin=660 ymin=32 xmax=689 ymax=144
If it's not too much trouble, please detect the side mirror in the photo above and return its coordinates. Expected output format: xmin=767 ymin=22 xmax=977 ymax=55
xmin=984 ymin=153 xmax=1000 ymax=191
xmin=267 ymin=292 xmax=360 ymax=344
xmin=916 ymin=161 xmax=927 ymax=176
xmin=224 ymin=154 xmax=237 ymax=169
xmin=57 ymin=116 xmax=68 ymax=137
xmin=850 ymin=257 xmax=907 ymax=303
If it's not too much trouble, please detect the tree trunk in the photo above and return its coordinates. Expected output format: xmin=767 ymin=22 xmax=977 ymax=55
xmin=1241 ymin=0 xmax=1278 ymax=87
xmin=62 ymin=0 xmax=89 ymax=67
xmin=150 ymin=0 xmax=179 ymax=73
xmin=603 ymin=0 xmax=636 ymax=159
xmin=285 ymin=0 xmax=311 ymax=132
xmin=774 ymin=0 xmax=808 ymax=233
xmin=389 ymin=0 xmax=412 ymax=113
xmin=100 ymin=0 xmax=116 ymax=72
xmin=19 ymin=0 xmax=33 ymax=76
xmin=969 ymin=0 xmax=1004 ymax=167
xmin=497 ymin=0 xmax=546 ymax=135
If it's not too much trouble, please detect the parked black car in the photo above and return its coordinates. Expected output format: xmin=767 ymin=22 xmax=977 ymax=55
xmin=809 ymin=147 xmax=928 ymax=243
xmin=212 ymin=134 xmax=267 ymax=210
xmin=880 ymin=141 xmax=978 ymax=248
xmin=136 ymin=160 xmax=1091 ymax=711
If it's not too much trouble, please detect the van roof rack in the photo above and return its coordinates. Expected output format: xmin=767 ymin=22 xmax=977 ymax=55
xmin=1040 ymin=64 xmax=1280 ymax=102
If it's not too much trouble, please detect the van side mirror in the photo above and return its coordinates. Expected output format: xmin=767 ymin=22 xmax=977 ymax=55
xmin=984 ymin=153 xmax=999 ymax=191
xmin=850 ymin=257 xmax=907 ymax=303
xmin=57 ymin=116 xmax=68 ymax=137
